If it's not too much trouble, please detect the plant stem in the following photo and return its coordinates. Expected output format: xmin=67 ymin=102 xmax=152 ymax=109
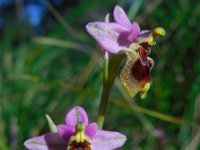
xmin=97 ymin=53 xmax=124 ymax=129
xmin=97 ymin=52 xmax=110 ymax=129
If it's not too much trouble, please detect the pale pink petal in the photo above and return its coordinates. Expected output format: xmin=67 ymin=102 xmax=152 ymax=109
xmin=86 ymin=22 xmax=131 ymax=54
xmin=113 ymin=5 xmax=132 ymax=29
xmin=91 ymin=130 xmax=127 ymax=150
xmin=137 ymin=30 xmax=151 ymax=38
xmin=129 ymin=22 xmax=140 ymax=42
xmin=57 ymin=124 xmax=75 ymax=140
xmin=24 ymin=133 xmax=67 ymax=150
xmin=139 ymin=30 xmax=150 ymax=35
xmin=65 ymin=106 xmax=89 ymax=126
xmin=85 ymin=123 xmax=98 ymax=139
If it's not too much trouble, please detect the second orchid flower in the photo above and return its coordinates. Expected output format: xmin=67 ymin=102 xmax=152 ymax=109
xmin=24 ymin=106 xmax=126 ymax=150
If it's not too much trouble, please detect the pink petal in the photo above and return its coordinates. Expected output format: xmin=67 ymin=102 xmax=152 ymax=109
xmin=137 ymin=30 xmax=151 ymax=39
xmin=129 ymin=22 xmax=140 ymax=42
xmin=24 ymin=133 xmax=67 ymax=150
xmin=86 ymin=22 xmax=131 ymax=54
xmin=91 ymin=130 xmax=127 ymax=150
xmin=57 ymin=124 xmax=75 ymax=141
xmin=113 ymin=5 xmax=132 ymax=29
xmin=85 ymin=123 xmax=98 ymax=139
xmin=65 ymin=106 xmax=89 ymax=126
xmin=139 ymin=30 xmax=150 ymax=35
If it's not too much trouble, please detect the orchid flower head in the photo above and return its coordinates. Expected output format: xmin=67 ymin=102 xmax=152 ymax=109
xmin=24 ymin=106 xmax=127 ymax=150
xmin=86 ymin=5 xmax=165 ymax=99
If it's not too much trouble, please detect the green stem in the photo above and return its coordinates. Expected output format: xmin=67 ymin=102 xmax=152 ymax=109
xmin=97 ymin=53 xmax=124 ymax=129
xmin=97 ymin=52 xmax=110 ymax=129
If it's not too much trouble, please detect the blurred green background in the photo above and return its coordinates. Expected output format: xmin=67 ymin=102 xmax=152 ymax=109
xmin=1 ymin=0 xmax=200 ymax=149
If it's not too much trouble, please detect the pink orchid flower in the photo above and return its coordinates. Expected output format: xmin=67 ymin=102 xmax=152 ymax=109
xmin=24 ymin=106 xmax=126 ymax=150
xmin=86 ymin=6 xmax=165 ymax=98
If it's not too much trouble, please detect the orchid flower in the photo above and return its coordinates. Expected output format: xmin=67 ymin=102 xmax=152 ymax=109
xmin=24 ymin=106 xmax=127 ymax=150
xmin=86 ymin=6 xmax=165 ymax=98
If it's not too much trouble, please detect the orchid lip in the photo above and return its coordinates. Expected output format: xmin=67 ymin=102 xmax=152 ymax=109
xmin=131 ymin=59 xmax=151 ymax=82
xmin=68 ymin=140 xmax=92 ymax=150
xmin=67 ymin=123 xmax=92 ymax=150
